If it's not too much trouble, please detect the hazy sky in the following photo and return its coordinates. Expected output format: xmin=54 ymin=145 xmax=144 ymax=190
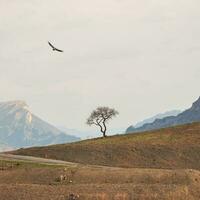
xmin=0 ymin=0 xmax=200 ymax=133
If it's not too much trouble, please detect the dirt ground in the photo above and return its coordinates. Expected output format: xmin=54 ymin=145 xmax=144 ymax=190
xmin=1 ymin=183 xmax=199 ymax=200
xmin=0 ymin=160 xmax=200 ymax=200
xmin=3 ymin=122 xmax=200 ymax=199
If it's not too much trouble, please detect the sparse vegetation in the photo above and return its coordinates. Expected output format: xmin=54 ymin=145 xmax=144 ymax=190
xmin=0 ymin=159 xmax=199 ymax=199
xmin=0 ymin=159 xmax=64 ymax=169
xmin=3 ymin=122 xmax=200 ymax=199
xmin=11 ymin=122 xmax=200 ymax=169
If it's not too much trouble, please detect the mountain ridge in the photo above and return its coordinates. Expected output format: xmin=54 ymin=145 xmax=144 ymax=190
xmin=126 ymin=97 xmax=200 ymax=133
xmin=128 ymin=110 xmax=181 ymax=132
xmin=0 ymin=100 xmax=80 ymax=151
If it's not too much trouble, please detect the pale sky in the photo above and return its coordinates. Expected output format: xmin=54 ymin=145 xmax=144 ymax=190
xmin=0 ymin=0 xmax=199 ymax=133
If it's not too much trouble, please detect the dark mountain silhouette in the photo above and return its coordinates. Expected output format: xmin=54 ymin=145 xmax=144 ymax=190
xmin=126 ymin=97 xmax=200 ymax=133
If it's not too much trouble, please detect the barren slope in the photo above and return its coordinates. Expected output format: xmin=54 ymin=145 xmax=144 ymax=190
xmin=12 ymin=122 xmax=200 ymax=169
xmin=0 ymin=160 xmax=200 ymax=200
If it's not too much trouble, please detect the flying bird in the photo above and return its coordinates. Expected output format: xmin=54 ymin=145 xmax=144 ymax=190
xmin=48 ymin=41 xmax=64 ymax=52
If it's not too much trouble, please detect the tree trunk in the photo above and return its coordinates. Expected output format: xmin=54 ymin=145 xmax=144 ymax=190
xmin=98 ymin=124 xmax=104 ymax=137
xmin=103 ymin=131 xmax=107 ymax=137
xmin=102 ymin=120 xmax=107 ymax=137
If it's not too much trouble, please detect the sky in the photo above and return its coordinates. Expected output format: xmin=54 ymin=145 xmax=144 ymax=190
xmin=0 ymin=0 xmax=200 ymax=133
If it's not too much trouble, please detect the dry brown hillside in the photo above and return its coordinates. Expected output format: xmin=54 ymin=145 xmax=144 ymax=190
xmin=12 ymin=122 xmax=200 ymax=169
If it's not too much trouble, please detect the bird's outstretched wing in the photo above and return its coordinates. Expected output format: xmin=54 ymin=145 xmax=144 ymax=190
xmin=48 ymin=41 xmax=64 ymax=52
xmin=54 ymin=48 xmax=64 ymax=52
xmin=48 ymin=41 xmax=55 ymax=49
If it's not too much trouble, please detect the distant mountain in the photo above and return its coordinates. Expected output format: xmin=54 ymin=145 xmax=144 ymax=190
xmin=134 ymin=110 xmax=181 ymax=128
xmin=57 ymin=126 xmax=126 ymax=139
xmin=126 ymin=97 xmax=200 ymax=133
xmin=126 ymin=110 xmax=181 ymax=133
xmin=0 ymin=101 xmax=80 ymax=151
xmin=57 ymin=126 xmax=90 ymax=139
xmin=0 ymin=142 xmax=13 ymax=152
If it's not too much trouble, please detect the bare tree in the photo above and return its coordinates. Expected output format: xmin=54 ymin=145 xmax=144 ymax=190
xmin=86 ymin=107 xmax=119 ymax=137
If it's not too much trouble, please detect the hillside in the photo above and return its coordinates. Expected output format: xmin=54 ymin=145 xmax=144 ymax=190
xmin=12 ymin=122 xmax=200 ymax=169
xmin=0 ymin=101 xmax=80 ymax=150
xmin=126 ymin=96 xmax=200 ymax=133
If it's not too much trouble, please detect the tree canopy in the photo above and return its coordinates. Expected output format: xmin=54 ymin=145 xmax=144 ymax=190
xmin=86 ymin=106 xmax=119 ymax=137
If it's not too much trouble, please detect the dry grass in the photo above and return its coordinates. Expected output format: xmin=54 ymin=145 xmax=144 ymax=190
xmin=11 ymin=122 xmax=200 ymax=169
xmin=1 ymin=183 xmax=199 ymax=200
xmin=5 ymin=122 xmax=200 ymax=199
xmin=0 ymin=159 xmax=200 ymax=200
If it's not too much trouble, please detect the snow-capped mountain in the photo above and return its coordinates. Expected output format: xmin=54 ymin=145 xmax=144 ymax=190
xmin=0 ymin=101 xmax=80 ymax=151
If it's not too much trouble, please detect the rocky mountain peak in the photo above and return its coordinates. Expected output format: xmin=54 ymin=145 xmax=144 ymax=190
xmin=191 ymin=96 xmax=200 ymax=110
xmin=0 ymin=100 xmax=80 ymax=150
xmin=0 ymin=100 xmax=27 ymax=106
xmin=0 ymin=100 xmax=29 ymax=113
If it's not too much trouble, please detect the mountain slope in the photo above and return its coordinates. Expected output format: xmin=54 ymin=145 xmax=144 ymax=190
xmin=126 ymin=110 xmax=181 ymax=133
xmin=11 ymin=122 xmax=200 ymax=169
xmin=0 ymin=101 xmax=80 ymax=150
xmin=126 ymin=97 xmax=200 ymax=133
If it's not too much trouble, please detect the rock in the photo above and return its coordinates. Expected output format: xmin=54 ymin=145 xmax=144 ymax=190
xmin=68 ymin=194 xmax=79 ymax=200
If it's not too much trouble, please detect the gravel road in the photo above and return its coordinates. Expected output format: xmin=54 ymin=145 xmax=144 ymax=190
xmin=0 ymin=153 xmax=77 ymax=166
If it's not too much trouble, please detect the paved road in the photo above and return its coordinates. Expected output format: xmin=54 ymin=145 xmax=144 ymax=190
xmin=0 ymin=153 xmax=77 ymax=166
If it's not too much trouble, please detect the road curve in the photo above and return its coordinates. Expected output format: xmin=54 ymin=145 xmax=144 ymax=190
xmin=0 ymin=153 xmax=77 ymax=166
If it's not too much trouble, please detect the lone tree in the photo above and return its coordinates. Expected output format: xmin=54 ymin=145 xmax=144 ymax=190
xmin=86 ymin=106 xmax=119 ymax=137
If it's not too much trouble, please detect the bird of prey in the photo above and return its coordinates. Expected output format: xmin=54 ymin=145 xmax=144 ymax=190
xmin=48 ymin=41 xmax=64 ymax=52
